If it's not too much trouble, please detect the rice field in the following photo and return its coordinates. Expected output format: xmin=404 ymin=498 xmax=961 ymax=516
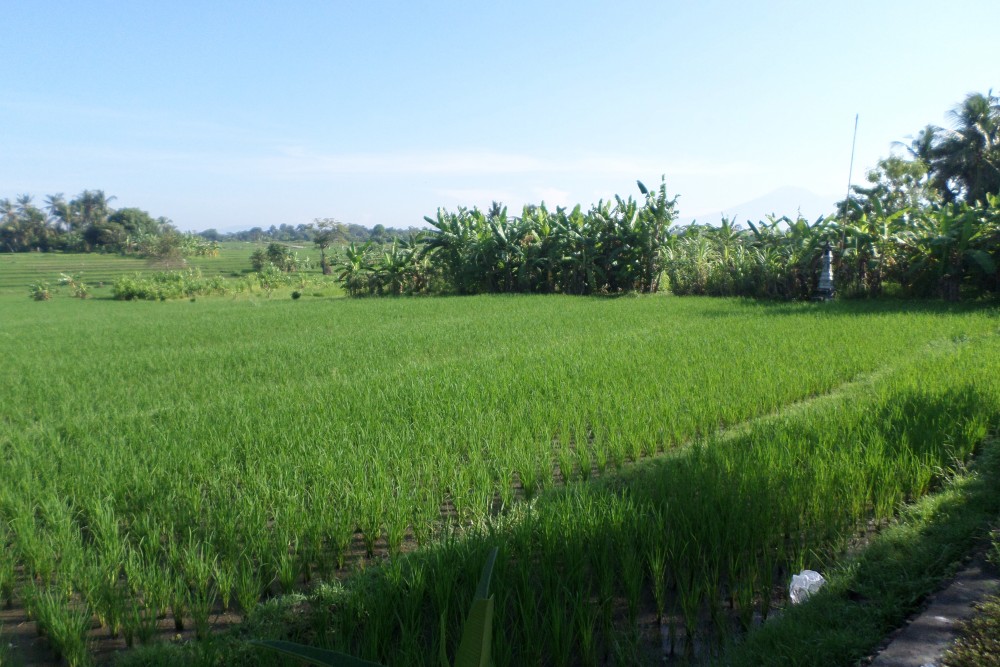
xmin=1 ymin=274 xmax=999 ymax=665
xmin=0 ymin=243 xmax=324 ymax=296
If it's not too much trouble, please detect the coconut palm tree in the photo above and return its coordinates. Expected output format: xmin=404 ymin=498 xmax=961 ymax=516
xmin=926 ymin=91 xmax=1000 ymax=204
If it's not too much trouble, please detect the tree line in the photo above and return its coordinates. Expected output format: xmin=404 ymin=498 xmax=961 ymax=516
xmin=0 ymin=190 xmax=218 ymax=258
xmin=330 ymin=91 xmax=999 ymax=301
xmin=662 ymin=91 xmax=999 ymax=300
xmin=0 ymin=192 xmax=416 ymax=257
xmin=199 ymin=220 xmax=423 ymax=245
xmin=333 ymin=180 xmax=677 ymax=297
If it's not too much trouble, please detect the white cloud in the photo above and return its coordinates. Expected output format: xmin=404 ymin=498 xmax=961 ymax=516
xmin=531 ymin=187 xmax=571 ymax=206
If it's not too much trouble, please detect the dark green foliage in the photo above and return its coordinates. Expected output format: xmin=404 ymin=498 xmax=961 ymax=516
xmin=336 ymin=179 xmax=678 ymax=297
xmin=0 ymin=189 xmax=217 ymax=258
xmin=661 ymin=196 xmax=1000 ymax=301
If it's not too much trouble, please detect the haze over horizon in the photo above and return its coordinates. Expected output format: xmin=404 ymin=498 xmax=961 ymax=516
xmin=3 ymin=1 xmax=998 ymax=232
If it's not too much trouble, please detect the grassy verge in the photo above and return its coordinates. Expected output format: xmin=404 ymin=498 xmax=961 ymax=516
xmin=722 ymin=439 xmax=1000 ymax=667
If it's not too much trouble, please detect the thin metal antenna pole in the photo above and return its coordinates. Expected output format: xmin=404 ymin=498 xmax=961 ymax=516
xmin=843 ymin=114 xmax=859 ymax=219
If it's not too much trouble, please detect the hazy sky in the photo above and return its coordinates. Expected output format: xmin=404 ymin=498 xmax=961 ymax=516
xmin=3 ymin=1 xmax=998 ymax=231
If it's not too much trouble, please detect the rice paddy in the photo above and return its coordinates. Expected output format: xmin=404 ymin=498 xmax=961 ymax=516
xmin=1 ymin=267 xmax=999 ymax=665
xmin=0 ymin=243 xmax=324 ymax=296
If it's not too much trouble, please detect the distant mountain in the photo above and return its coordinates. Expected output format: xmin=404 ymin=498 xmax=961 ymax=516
xmin=678 ymin=187 xmax=839 ymax=226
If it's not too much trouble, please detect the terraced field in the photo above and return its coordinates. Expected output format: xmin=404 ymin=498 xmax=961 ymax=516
xmin=0 ymin=243 xmax=325 ymax=296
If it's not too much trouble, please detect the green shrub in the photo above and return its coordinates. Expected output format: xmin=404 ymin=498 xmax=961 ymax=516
xmin=29 ymin=282 xmax=51 ymax=300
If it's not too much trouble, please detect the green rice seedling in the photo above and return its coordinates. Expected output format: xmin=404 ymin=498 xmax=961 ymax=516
xmin=297 ymin=522 xmax=324 ymax=583
xmin=620 ymin=544 xmax=644 ymax=627
xmin=275 ymin=548 xmax=297 ymax=594
xmin=359 ymin=506 xmax=383 ymax=559
xmin=609 ymin=432 xmax=627 ymax=470
xmin=492 ymin=461 xmax=515 ymax=511
xmin=449 ymin=469 xmax=473 ymax=525
xmin=60 ymin=604 xmax=95 ymax=667
xmin=27 ymin=586 xmax=92 ymax=667
xmin=513 ymin=573 xmax=543 ymax=665
xmin=0 ymin=548 xmax=14 ymax=608
xmin=519 ymin=463 xmax=539 ymax=501
xmin=410 ymin=487 xmax=440 ymax=548
xmin=593 ymin=443 xmax=608 ymax=475
xmin=213 ymin=559 xmax=236 ymax=612
xmin=672 ymin=537 xmax=703 ymax=651
xmin=385 ymin=501 xmax=408 ymax=559
xmin=81 ymin=564 xmax=127 ymax=640
xmin=573 ymin=587 xmax=600 ymax=667
xmin=235 ymin=556 xmax=263 ymax=617
xmin=88 ymin=500 xmax=126 ymax=574
xmin=557 ymin=446 xmax=575 ymax=484
xmin=181 ymin=535 xmax=215 ymax=585
xmin=188 ymin=582 xmax=217 ymax=640
xmin=135 ymin=599 xmax=159 ymax=646
xmin=594 ymin=540 xmax=616 ymax=638
xmin=576 ymin=443 xmax=593 ymax=482
xmin=646 ymin=543 xmax=668 ymax=625
xmin=547 ymin=586 xmax=574 ymax=666
xmin=536 ymin=450 xmax=555 ymax=495
xmin=734 ymin=562 xmax=757 ymax=632
xmin=169 ymin=575 xmax=187 ymax=632
xmin=141 ymin=563 xmax=172 ymax=622
xmin=398 ymin=559 xmax=428 ymax=631
xmin=327 ymin=506 xmax=356 ymax=571
xmin=121 ymin=599 xmax=139 ymax=649
xmin=12 ymin=514 xmax=55 ymax=586
xmin=490 ymin=588 xmax=514 ymax=667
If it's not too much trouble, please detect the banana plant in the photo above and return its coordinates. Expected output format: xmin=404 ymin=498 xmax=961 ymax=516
xmin=252 ymin=547 xmax=498 ymax=667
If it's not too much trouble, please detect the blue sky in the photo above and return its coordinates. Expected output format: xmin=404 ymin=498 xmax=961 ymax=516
xmin=2 ymin=1 xmax=998 ymax=231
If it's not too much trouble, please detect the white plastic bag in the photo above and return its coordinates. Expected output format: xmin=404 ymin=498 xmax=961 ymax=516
xmin=789 ymin=570 xmax=826 ymax=604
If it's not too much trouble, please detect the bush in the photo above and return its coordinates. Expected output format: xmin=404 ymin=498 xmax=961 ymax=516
xmin=112 ymin=269 xmax=229 ymax=301
xmin=29 ymin=283 xmax=51 ymax=301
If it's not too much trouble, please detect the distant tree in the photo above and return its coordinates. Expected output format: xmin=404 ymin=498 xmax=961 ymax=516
xmin=250 ymin=248 xmax=267 ymax=271
xmin=269 ymin=243 xmax=298 ymax=272
xmin=45 ymin=193 xmax=73 ymax=233
xmin=838 ymin=155 xmax=938 ymax=222
xmin=313 ymin=218 xmax=343 ymax=275
xmin=369 ymin=223 xmax=388 ymax=244
xmin=104 ymin=207 xmax=161 ymax=252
